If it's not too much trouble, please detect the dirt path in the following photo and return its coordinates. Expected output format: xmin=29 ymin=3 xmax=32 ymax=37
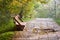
xmin=12 ymin=18 xmax=60 ymax=40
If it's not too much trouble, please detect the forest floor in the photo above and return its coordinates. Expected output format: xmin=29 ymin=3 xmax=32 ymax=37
xmin=12 ymin=18 xmax=60 ymax=40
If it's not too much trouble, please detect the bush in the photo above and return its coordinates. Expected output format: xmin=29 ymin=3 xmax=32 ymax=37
xmin=0 ymin=32 xmax=14 ymax=40
xmin=0 ymin=19 xmax=15 ymax=34
xmin=55 ymin=18 xmax=60 ymax=25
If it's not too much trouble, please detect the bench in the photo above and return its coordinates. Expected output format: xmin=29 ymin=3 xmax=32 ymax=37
xmin=13 ymin=15 xmax=26 ymax=31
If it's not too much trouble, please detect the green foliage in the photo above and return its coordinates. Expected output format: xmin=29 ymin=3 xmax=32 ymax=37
xmin=0 ymin=32 xmax=14 ymax=40
xmin=0 ymin=19 xmax=15 ymax=34
xmin=17 ymin=0 xmax=50 ymax=21
xmin=21 ymin=1 xmax=35 ymax=21
xmin=56 ymin=19 xmax=60 ymax=25
xmin=0 ymin=0 xmax=50 ymax=22
xmin=55 ymin=18 xmax=60 ymax=25
xmin=8 ymin=0 xmax=22 ymax=14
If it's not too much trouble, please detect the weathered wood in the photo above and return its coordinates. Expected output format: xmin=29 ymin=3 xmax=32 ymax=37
xmin=13 ymin=16 xmax=25 ymax=31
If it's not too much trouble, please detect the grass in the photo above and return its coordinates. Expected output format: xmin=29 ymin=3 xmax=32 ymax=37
xmin=55 ymin=18 xmax=60 ymax=25
xmin=22 ymin=17 xmax=34 ymax=22
xmin=0 ymin=19 xmax=15 ymax=34
xmin=0 ymin=19 xmax=15 ymax=40
xmin=0 ymin=32 xmax=14 ymax=40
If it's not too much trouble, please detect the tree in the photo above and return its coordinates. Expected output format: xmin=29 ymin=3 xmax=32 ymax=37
xmin=17 ymin=0 xmax=50 ymax=21
xmin=0 ymin=0 xmax=50 ymax=26
xmin=0 ymin=0 xmax=14 ymax=33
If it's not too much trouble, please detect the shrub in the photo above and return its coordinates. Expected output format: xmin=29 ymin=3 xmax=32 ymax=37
xmin=0 ymin=32 xmax=14 ymax=40
xmin=0 ymin=19 xmax=15 ymax=34
xmin=55 ymin=18 xmax=60 ymax=25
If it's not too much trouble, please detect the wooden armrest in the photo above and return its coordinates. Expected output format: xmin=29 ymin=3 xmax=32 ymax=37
xmin=13 ymin=15 xmax=26 ymax=26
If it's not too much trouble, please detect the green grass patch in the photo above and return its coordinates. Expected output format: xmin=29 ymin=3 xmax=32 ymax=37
xmin=22 ymin=17 xmax=34 ymax=22
xmin=55 ymin=18 xmax=60 ymax=25
xmin=0 ymin=19 xmax=15 ymax=34
xmin=0 ymin=32 xmax=14 ymax=40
